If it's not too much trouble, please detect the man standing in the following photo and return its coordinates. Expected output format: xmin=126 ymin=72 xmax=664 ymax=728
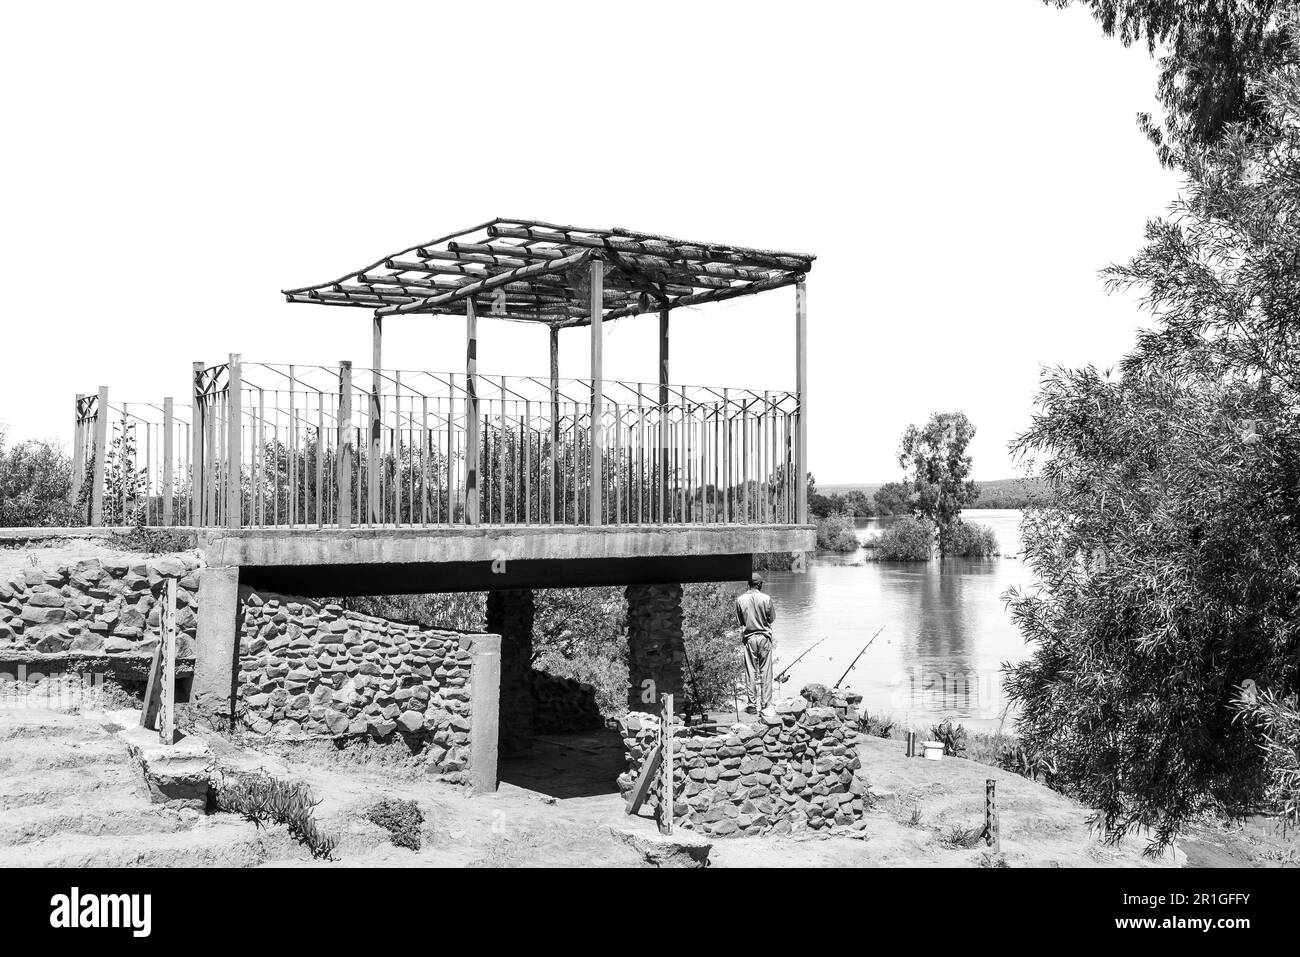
xmin=735 ymin=573 xmax=776 ymax=713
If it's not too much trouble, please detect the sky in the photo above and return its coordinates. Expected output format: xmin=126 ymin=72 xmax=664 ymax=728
xmin=0 ymin=0 xmax=1180 ymax=484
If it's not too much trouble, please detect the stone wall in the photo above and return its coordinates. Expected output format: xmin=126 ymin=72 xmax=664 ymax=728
xmin=486 ymin=589 xmax=534 ymax=752
xmin=236 ymin=593 xmax=486 ymax=781
xmin=0 ymin=553 xmax=201 ymax=659
xmin=618 ymin=695 xmax=870 ymax=838
xmin=530 ymin=669 xmax=604 ymax=734
xmin=625 ymin=582 xmax=685 ymax=711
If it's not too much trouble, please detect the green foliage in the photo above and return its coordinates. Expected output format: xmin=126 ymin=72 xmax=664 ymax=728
xmin=942 ymin=520 xmax=999 ymax=557
xmin=213 ymin=770 xmax=338 ymax=859
xmin=940 ymin=823 xmax=985 ymax=849
xmin=682 ymin=583 xmax=746 ymax=714
xmin=815 ymin=512 xmax=860 ymax=551
xmin=871 ymin=515 xmax=935 ymax=561
xmin=108 ymin=524 xmax=196 ymax=554
xmin=0 ymin=425 xmax=78 ymax=527
xmin=1232 ymin=685 xmax=1300 ymax=827
xmin=898 ymin=412 xmax=979 ymax=553
xmin=871 ymin=481 xmax=913 ymax=516
xmin=1045 ymin=1 xmax=1288 ymax=162
xmin=930 ymin=718 xmax=968 ymax=757
xmin=101 ymin=427 xmax=148 ymax=527
xmin=858 ymin=712 xmax=895 ymax=738
xmin=365 ymin=798 xmax=425 ymax=851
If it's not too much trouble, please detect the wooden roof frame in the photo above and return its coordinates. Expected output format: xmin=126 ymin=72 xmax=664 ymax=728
xmin=282 ymin=217 xmax=815 ymax=327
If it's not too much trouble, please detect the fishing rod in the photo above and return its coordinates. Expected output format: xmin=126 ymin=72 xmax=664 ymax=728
xmin=833 ymin=625 xmax=885 ymax=689
xmin=775 ymin=636 xmax=827 ymax=685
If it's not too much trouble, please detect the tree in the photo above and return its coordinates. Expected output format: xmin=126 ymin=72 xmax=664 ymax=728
xmin=897 ymin=412 xmax=979 ymax=553
xmin=872 ymin=480 xmax=914 ymax=515
xmin=0 ymin=424 xmax=78 ymax=527
xmin=1006 ymin=38 xmax=1300 ymax=849
xmin=1045 ymin=1 xmax=1289 ymax=162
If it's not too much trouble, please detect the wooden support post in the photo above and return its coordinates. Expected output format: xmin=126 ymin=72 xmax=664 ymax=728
xmin=795 ymin=280 xmax=808 ymax=524
xmin=191 ymin=363 xmax=204 ymax=526
xmin=985 ymin=778 xmax=1000 ymax=852
xmin=162 ymin=397 xmax=174 ymax=526
xmin=72 ymin=394 xmax=85 ymax=506
xmin=159 ymin=578 xmax=178 ymax=745
xmin=589 ymin=259 xmax=604 ymax=525
xmin=369 ymin=314 xmax=383 ymax=525
xmin=226 ymin=354 xmax=242 ymax=529
xmin=658 ymin=308 xmax=669 ymax=523
xmin=549 ymin=325 xmax=559 ymax=524
xmin=90 ymin=386 xmax=108 ymax=526
xmin=660 ymin=692 xmax=674 ymax=835
xmin=337 ymin=361 xmax=354 ymax=528
xmin=465 ymin=299 xmax=480 ymax=525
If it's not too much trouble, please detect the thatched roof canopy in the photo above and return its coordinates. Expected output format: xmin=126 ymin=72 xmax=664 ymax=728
xmin=283 ymin=218 xmax=815 ymax=327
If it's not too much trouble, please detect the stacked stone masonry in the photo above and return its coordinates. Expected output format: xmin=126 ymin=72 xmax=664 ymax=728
xmin=237 ymin=593 xmax=485 ymax=780
xmin=618 ymin=693 xmax=870 ymax=838
xmin=0 ymin=554 xmax=201 ymax=657
xmin=624 ymin=582 xmax=686 ymax=711
xmin=529 ymin=669 xmax=604 ymax=734
xmin=486 ymin=589 xmax=535 ymax=751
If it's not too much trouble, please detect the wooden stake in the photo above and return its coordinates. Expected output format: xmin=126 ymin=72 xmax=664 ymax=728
xmin=661 ymin=693 xmax=674 ymax=835
xmin=985 ymin=778 xmax=1000 ymax=852
xmin=158 ymin=578 xmax=178 ymax=745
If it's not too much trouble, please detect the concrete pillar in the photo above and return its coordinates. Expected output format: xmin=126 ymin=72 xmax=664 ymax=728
xmin=467 ymin=632 xmax=501 ymax=795
xmin=191 ymin=566 xmax=241 ymax=716
xmin=625 ymin=582 xmax=686 ymax=711
xmin=486 ymin=588 xmax=535 ymax=753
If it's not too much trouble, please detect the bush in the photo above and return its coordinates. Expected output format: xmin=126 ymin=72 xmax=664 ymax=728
xmin=815 ymin=512 xmax=859 ymax=551
xmin=942 ymin=520 xmax=999 ymax=557
xmin=213 ymin=770 xmax=338 ymax=859
xmin=365 ymin=798 xmax=425 ymax=851
xmin=0 ymin=427 xmax=78 ymax=527
xmin=930 ymin=718 xmax=968 ymax=757
xmin=871 ymin=515 xmax=935 ymax=561
xmin=1233 ymin=685 xmax=1300 ymax=827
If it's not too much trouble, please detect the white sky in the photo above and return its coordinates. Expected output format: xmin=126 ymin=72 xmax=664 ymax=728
xmin=0 ymin=0 xmax=1179 ymax=483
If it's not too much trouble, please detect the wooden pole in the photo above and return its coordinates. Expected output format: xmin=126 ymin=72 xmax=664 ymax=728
xmin=159 ymin=577 xmax=178 ymax=745
xmin=338 ymin=361 xmax=353 ymax=529
xmin=549 ymin=325 xmax=559 ymax=524
xmin=465 ymin=299 xmax=480 ymax=524
xmin=162 ymin=397 xmax=174 ymax=526
xmin=795 ymin=280 xmax=808 ymax=524
xmin=589 ymin=259 xmax=604 ymax=525
xmin=369 ymin=314 xmax=382 ymax=525
xmin=90 ymin=386 xmax=108 ymax=526
xmin=985 ymin=778 xmax=1000 ymax=852
xmin=660 ymin=692 xmax=674 ymax=835
xmin=226 ymin=354 xmax=242 ymax=529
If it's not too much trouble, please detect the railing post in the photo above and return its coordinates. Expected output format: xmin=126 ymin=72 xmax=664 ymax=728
xmin=549 ymin=324 xmax=559 ymax=524
xmin=192 ymin=362 xmax=204 ymax=525
xmin=795 ymin=279 xmax=808 ymax=524
xmin=226 ymin=354 xmax=242 ymax=529
xmin=72 ymin=394 xmax=85 ymax=508
xmin=589 ymin=259 xmax=604 ymax=525
xmin=465 ymin=299 xmax=480 ymax=525
xmin=369 ymin=314 xmax=382 ymax=525
xmin=90 ymin=386 xmax=108 ymax=526
xmin=163 ymin=397 xmax=174 ymax=526
xmin=338 ymin=361 xmax=353 ymax=529
xmin=659 ymin=308 xmax=669 ymax=524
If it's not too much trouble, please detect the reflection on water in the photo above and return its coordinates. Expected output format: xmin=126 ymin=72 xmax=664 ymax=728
xmin=761 ymin=509 xmax=1032 ymax=730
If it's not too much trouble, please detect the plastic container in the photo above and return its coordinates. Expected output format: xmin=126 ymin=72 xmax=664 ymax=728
xmin=921 ymin=740 xmax=944 ymax=760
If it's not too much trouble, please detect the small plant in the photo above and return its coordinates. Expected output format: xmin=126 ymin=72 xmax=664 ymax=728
xmin=930 ymin=718 xmax=968 ymax=757
xmin=213 ymin=769 xmax=339 ymax=860
xmin=905 ymin=801 xmax=924 ymax=827
xmin=108 ymin=523 xmax=196 ymax=554
xmin=365 ymin=797 xmax=425 ymax=851
xmin=979 ymin=851 xmax=1009 ymax=868
xmin=940 ymin=823 xmax=985 ymax=849
xmin=858 ymin=712 xmax=895 ymax=738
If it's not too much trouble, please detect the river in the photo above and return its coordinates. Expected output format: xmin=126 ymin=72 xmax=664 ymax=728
xmin=759 ymin=509 xmax=1033 ymax=730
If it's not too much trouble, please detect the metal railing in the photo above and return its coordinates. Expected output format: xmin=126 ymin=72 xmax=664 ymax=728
xmin=74 ymin=390 xmax=192 ymax=526
xmin=189 ymin=357 xmax=803 ymax=529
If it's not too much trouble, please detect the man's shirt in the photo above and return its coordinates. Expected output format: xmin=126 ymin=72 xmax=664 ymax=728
xmin=735 ymin=589 xmax=776 ymax=639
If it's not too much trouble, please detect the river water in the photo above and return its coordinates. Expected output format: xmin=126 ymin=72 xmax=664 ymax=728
xmin=759 ymin=509 xmax=1033 ymax=730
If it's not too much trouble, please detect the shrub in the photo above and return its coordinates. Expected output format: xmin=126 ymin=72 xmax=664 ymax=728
xmin=871 ymin=515 xmax=935 ymax=561
xmin=941 ymin=823 xmax=985 ymax=849
xmin=815 ymin=512 xmax=859 ymax=551
xmin=213 ymin=770 xmax=338 ymax=859
xmin=1232 ymin=685 xmax=1300 ymax=827
xmin=942 ymin=520 xmax=999 ymax=557
xmin=0 ymin=427 xmax=78 ymax=527
xmin=858 ymin=712 xmax=896 ymax=738
xmin=365 ymin=798 xmax=425 ymax=851
xmin=930 ymin=718 xmax=968 ymax=757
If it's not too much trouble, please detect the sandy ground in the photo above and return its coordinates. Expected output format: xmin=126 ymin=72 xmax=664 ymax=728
xmin=10 ymin=698 xmax=1286 ymax=867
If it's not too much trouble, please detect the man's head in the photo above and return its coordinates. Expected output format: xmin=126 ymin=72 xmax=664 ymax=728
xmin=748 ymin=572 xmax=764 ymax=590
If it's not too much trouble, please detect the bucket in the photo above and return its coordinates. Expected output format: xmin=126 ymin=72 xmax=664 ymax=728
xmin=921 ymin=740 xmax=944 ymax=761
